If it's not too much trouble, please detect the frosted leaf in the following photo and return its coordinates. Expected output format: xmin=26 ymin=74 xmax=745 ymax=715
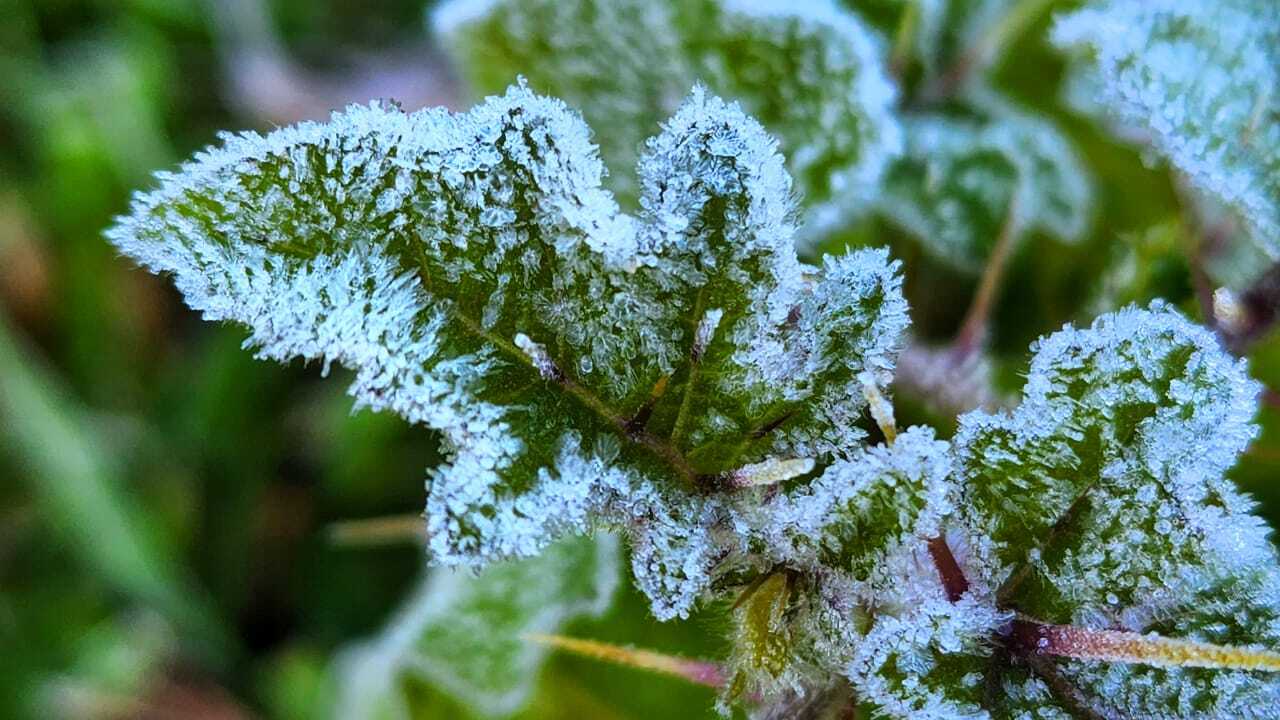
xmin=770 ymin=249 xmax=910 ymax=461
xmin=955 ymin=303 xmax=1262 ymax=583
xmin=953 ymin=302 xmax=1280 ymax=717
xmin=877 ymin=93 xmax=1092 ymax=272
xmin=846 ymin=570 xmax=1006 ymax=720
xmin=716 ymin=302 xmax=1276 ymax=719
xmin=715 ymin=427 xmax=1009 ymax=704
xmin=334 ymin=534 xmax=619 ymax=719
xmin=107 ymin=84 xmax=908 ymax=620
xmin=750 ymin=426 xmax=953 ymax=585
xmin=882 ymin=0 xmax=1034 ymax=83
xmin=1054 ymin=0 xmax=1280 ymax=257
xmin=727 ymin=570 xmax=797 ymax=700
xmin=435 ymin=0 xmax=902 ymax=244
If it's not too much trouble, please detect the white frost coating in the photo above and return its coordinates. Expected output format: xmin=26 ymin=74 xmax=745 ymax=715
xmin=777 ymin=249 xmax=910 ymax=460
xmin=334 ymin=534 xmax=620 ymax=719
xmin=105 ymin=86 xmax=651 ymax=568
xmin=956 ymin=302 xmax=1263 ymax=583
xmin=951 ymin=302 xmax=1280 ymax=717
xmin=1054 ymin=0 xmax=1280 ymax=255
xmin=629 ymin=89 xmax=910 ymax=461
xmin=692 ymin=307 xmax=724 ymax=360
xmin=547 ymin=433 xmax=725 ymax=620
xmin=745 ymin=427 xmax=953 ymax=583
xmin=636 ymin=86 xmax=804 ymax=397
xmin=847 ymin=595 xmax=1005 ymax=720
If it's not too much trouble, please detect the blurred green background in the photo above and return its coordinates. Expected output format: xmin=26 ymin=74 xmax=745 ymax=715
xmin=0 ymin=1 xmax=1276 ymax=719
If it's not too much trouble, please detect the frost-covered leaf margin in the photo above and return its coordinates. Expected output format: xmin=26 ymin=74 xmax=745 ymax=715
xmin=1054 ymin=0 xmax=1280 ymax=257
xmin=434 ymin=0 xmax=903 ymax=244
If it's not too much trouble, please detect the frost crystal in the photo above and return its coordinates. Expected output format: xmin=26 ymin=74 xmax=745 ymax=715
xmin=434 ymin=0 xmax=902 ymax=245
xmin=107 ymin=84 xmax=908 ymax=621
xmin=1054 ymin=0 xmax=1280 ymax=256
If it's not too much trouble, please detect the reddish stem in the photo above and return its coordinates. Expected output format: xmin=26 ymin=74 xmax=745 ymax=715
xmin=927 ymin=535 xmax=970 ymax=602
xmin=951 ymin=195 xmax=1021 ymax=363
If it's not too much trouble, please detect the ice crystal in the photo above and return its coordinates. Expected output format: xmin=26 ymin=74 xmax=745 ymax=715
xmin=434 ymin=0 xmax=902 ymax=245
xmin=1054 ymin=0 xmax=1280 ymax=257
xmin=107 ymin=84 xmax=908 ymax=621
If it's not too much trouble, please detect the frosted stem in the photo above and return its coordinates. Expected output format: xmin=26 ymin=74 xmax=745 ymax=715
xmin=524 ymin=634 xmax=726 ymax=689
xmin=1013 ymin=619 xmax=1280 ymax=672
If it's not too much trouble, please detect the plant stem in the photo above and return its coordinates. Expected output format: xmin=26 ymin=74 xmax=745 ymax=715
xmin=921 ymin=0 xmax=1058 ymax=102
xmin=927 ymin=535 xmax=970 ymax=602
xmin=1014 ymin=619 xmax=1280 ymax=672
xmin=889 ymin=0 xmax=919 ymax=81
xmin=952 ymin=195 xmax=1022 ymax=362
xmin=327 ymin=513 xmax=425 ymax=546
xmin=525 ymin=634 xmax=726 ymax=689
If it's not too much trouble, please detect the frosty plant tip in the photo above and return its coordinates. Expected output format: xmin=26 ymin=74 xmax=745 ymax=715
xmin=108 ymin=74 xmax=1280 ymax=720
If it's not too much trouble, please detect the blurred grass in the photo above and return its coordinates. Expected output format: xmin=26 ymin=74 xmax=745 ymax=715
xmin=0 ymin=1 xmax=1277 ymax=718
xmin=0 ymin=312 xmax=230 ymax=660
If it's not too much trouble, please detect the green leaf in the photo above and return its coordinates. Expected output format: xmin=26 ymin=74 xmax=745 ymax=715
xmin=950 ymin=0 xmax=1056 ymax=77
xmin=877 ymin=92 xmax=1092 ymax=272
xmin=335 ymin=534 xmax=620 ymax=719
xmin=435 ymin=0 xmax=903 ymax=244
xmin=751 ymin=426 xmax=953 ymax=585
xmin=729 ymin=570 xmax=794 ymax=697
xmin=809 ymin=304 xmax=1280 ymax=719
xmin=107 ymin=84 xmax=909 ymax=619
xmin=949 ymin=303 xmax=1280 ymax=717
xmin=1054 ymin=0 xmax=1280 ymax=257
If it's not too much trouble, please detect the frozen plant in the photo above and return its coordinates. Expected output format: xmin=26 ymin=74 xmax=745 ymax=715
xmin=106 ymin=1 xmax=1280 ymax=716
